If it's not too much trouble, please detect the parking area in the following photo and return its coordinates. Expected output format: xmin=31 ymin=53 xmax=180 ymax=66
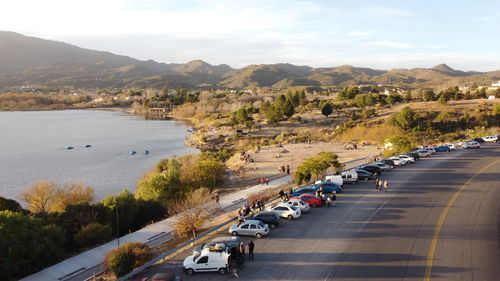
xmin=135 ymin=141 xmax=500 ymax=281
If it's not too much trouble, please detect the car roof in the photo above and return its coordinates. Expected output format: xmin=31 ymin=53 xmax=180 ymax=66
xmin=211 ymin=236 xmax=240 ymax=243
xmin=255 ymin=211 xmax=275 ymax=216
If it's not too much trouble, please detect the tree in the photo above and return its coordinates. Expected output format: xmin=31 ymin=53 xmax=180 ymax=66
xmin=403 ymin=91 xmax=412 ymax=102
xmin=136 ymin=159 xmax=182 ymax=203
xmin=74 ymin=222 xmax=112 ymax=248
xmin=0 ymin=211 xmax=65 ymax=279
xmin=283 ymin=99 xmax=295 ymax=118
xmin=52 ymin=182 xmax=94 ymax=212
xmin=494 ymin=104 xmax=500 ymax=116
xmin=321 ymin=102 xmax=333 ymax=117
xmin=294 ymin=152 xmax=342 ymax=185
xmin=390 ymin=106 xmax=417 ymax=131
xmin=171 ymin=188 xmax=215 ymax=239
xmin=105 ymin=242 xmax=152 ymax=278
xmin=264 ymin=104 xmax=283 ymax=124
xmin=361 ymin=109 xmax=376 ymax=119
xmin=437 ymin=94 xmax=448 ymax=105
xmin=0 ymin=196 xmax=23 ymax=212
xmin=383 ymin=135 xmax=414 ymax=156
xmin=423 ymin=90 xmax=435 ymax=101
xmin=20 ymin=180 xmax=60 ymax=213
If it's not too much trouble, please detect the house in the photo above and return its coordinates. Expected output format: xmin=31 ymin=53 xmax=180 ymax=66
xmin=491 ymin=81 xmax=500 ymax=87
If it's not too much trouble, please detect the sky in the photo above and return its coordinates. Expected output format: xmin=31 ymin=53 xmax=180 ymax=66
xmin=1 ymin=0 xmax=500 ymax=71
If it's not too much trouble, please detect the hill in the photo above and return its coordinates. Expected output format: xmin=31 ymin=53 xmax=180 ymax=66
xmin=0 ymin=31 xmax=499 ymax=89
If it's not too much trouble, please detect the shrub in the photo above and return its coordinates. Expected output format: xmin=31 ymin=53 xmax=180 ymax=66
xmin=105 ymin=242 xmax=152 ymax=278
xmin=75 ymin=223 xmax=113 ymax=248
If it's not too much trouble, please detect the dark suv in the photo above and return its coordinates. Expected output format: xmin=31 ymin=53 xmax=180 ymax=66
xmin=251 ymin=211 xmax=280 ymax=228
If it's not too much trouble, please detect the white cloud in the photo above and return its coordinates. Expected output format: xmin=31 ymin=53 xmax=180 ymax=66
xmin=368 ymin=40 xmax=412 ymax=48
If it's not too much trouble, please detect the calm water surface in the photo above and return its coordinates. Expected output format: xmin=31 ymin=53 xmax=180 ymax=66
xmin=0 ymin=110 xmax=197 ymax=202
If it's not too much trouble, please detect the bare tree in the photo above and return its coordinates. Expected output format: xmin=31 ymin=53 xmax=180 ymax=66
xmin=53 ymin=182 xmax=95 ymax=212
xmin=20 ymin=180 xmax=59 ymax=213
xmin=171 ymin=188 xmax=216 ymax=239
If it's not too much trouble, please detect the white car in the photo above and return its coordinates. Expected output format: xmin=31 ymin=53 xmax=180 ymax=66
xmin=463 ymin=141 xmax=480 ymax=149
xmin=282 ymin=199 xmax=310 ymax=213
xmin=266 ymin=204 xmax=302 ymax=220
xmin=183 ymin=247 xmax=230 ymax=275
xmin=423 ymin=147 xmax=437 ymax=154
xmin=398 ymin=155 xmax=415 ymax=163
xmin=228 ymin=220 xmax=269 ymax=238
xmin=446 ymin=144 xmax=456 ymax=150
xmin=341 ymin=170 xmax=358 ymax=184
xmin=482 ymin=135 xmax=498 ymax=142
xmin=414 ymin=149 xmax=431 ymax=157
xmin=373 ymin=162 xmax=391 ymax=171
xmin=390 ymin=156 xmax=408 ymax=166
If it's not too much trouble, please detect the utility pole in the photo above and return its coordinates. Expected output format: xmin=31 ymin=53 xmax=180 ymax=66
xmin=115 ymin=199 xmax=120 ymax=247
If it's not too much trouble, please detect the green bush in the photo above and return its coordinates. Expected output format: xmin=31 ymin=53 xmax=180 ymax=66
xmin=105 ymin=242 xmax=152 ymax=278
xmin=75 ymin=223 xmax=112 ymax=248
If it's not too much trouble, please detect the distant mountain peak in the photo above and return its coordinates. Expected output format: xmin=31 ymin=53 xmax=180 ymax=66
xmin=432 ymin=63 xmax=454 ymax=72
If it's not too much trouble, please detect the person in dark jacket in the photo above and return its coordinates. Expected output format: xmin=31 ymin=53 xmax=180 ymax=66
xmin=248 ymin=240 xmax=255 ymax=260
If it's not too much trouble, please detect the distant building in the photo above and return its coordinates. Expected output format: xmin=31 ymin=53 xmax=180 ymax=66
xmin=491 ymin=81 xmax=500 ymax=87
xmin=488 ymin=96 xmax=496 ymax=100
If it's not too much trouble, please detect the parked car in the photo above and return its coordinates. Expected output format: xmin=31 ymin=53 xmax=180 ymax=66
xmin=279 ymin=199 xmax=310 ymax=213
xmin=359 ymin=165 xmax=382 ymax=175
xmin=251 ymin=211 xmax=280 ymax=228
xmin=312 ymin=182 xmax=342 ymax=193
xmin=266 ymin=204 xmax=302 ymax=220
xmin=291 ymin=194 xmax=323 ymax=207
xmin=322 ymin=175 xmax=344 ymax=187
xmin=471 ymin=137 xmax=485 ymax=144
xmin=406 ymin=152 xmax=420 ymax=160
xmin=379 ymin=159 xmax=395 ymax=167
xmin=341 ymin=170 xmax=358 ymax=184
xmin=434 ymin=145 xmax=450 ymax=152
xmin=446 ymin=144 xmax=456 ymax=151
xmin=414 ymin=149 xmax=431 ymax=157
xmin=183 ymin=247 xmax=231 ymax=275
xmin=463 ymin=141 xmax=480 ymax=149
xmin=229 ymin=220 xmax=270 ymax=238
xmin=140 ymin=273 xmax=182 ymax=281
xmin=423 ymin=147 xmax=437 ymax=154
xmin=354 ymin=169 xmax=374 ymax=181
xmin=372 ymin=162 xmax=391 ymax=171
xmin=389 ymin=156 xmax=408 ymax=166
xmin=291 ymin=187 xmax=316 ymax=197
xmin=398 ymin=155 xmax=415 ymax=163
xmin=193 ymin=236 xmax=241 ymax=256
xmin=482 ymin=135 xmax=498 ymax=142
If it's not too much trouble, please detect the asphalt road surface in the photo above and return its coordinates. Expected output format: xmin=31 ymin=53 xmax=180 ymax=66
xmin=139 ymin=143 xmax=500 ymax=281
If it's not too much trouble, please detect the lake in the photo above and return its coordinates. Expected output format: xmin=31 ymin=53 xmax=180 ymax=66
xmin=0 ymin=110 xmax=197 ymax=202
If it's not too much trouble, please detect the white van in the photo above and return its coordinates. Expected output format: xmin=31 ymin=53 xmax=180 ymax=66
xmin=341 ymin=170 xmax=358 ymax=184
xmin=183 ymin=247 xmax=230 ymax=275
xmin=316 ymin=175 xmax=343 ymax=187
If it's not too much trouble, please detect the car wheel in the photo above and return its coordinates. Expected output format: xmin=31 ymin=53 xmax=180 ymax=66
xmin=219 ymin=267 xmax=227 ymax=275
xmin=256 ymin=233 xmax=263 ymax=238
xmin=187 ymin=268 xmax=195 ymax=275
xmin=270 ymin=223 xmax=276 ymax=229
xmin=287 ymin=215 xmax=294 ymax=220
xmin=232 ymin=231 xmax=238 ymax=236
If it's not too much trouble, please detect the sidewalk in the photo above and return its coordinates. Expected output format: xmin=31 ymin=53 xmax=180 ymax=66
xmin=21 ymin=176 xmax=292 ymax=281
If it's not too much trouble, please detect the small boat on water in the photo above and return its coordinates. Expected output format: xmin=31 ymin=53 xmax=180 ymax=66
xmin=130 ymin=150 xmax=137 ymax=155
xmin=66 ymin=146 xmax=74 ymax=150
xmin=84 ymin=144 xmax=92 ymax=148
xmin=144 ymin=150 xmax=150 ymax=155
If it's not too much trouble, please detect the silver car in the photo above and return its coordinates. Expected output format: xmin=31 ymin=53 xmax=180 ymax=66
xmin=228 ymin=220 xmax=269 ymax=238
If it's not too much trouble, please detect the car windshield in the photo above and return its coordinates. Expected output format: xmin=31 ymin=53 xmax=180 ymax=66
xmin=290 ymin=205 xmax=298 ymax=211
xmin=193 ymin=251 xmax=201 ymax=261
xmin=258 ymin=222 xmax=265 ymax=228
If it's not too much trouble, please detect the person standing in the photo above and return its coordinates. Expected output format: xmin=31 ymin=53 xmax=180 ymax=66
xmin=279 ymin=189 xmax=285 ymax=200
xmin=248 ymin=240 xmax=255 ymax=260
xmin=326 ymin=196 xmax=331 ymax=207
xmin=286 ymin=164 xmax=290 ymax=175
xmin=215 ymin=193 xmax=220 ymax=205
xmin=260 ymin=177 xmax=265 ymax=185
xmin=259 ymin=197 xmax=266 ymax=210
xmin=331 ymin=193 xmax=337 ymax=207
xmin=384 ymin=180 xmax=389 ymax=192
xmin=237 ymin=212 xmax=245 ymax=226
xmin=239 ymin=242 xmax=246 ymax=260
xmin=265 ymin=177 xmax=269 ymax=185
xmin=378 ymin=179 xmax=384 ymax=191
xmin=374 ymin=179 xmax=379 ymax=189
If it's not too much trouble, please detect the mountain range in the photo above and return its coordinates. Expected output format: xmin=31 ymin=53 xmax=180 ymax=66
xmin=1 ymin=31 xmax=499 ymax=89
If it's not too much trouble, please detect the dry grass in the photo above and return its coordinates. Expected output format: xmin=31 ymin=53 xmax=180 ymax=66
xmin=336 ymin=124 xmax=404 ymax=144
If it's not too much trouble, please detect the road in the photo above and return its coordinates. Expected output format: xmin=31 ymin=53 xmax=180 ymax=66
xmin=140 ymin=143 xmax=500 ymax=281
